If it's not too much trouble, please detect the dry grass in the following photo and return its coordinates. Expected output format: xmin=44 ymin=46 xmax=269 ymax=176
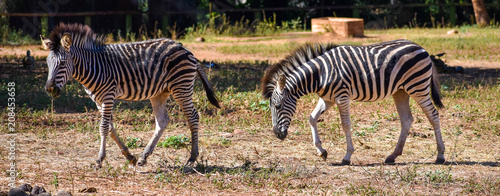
xmin=1 ymin=28 xmax=499 ymax=195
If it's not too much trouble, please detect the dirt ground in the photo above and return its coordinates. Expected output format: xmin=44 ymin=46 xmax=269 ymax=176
xmin=1 ymin=32 xmax=499 ymax=195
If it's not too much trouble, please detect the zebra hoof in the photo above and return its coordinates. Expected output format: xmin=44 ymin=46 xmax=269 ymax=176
xmin=137 ymin=158 xmax=147 ymax=166
xmin=384 ymin=157 xmax=396 ymax=164
xmin=185 ymin=156 xmax=197 ymax=166
xmin=435 ymin=157 xmax=445 ymax=164
xmin=340 ymin=159 xmax=350 ymax=166
xmin=319 ymin=151 xmax=328 ymax=161
xmin=128 ymin=156 xmax=138 ymax=165
xmin=95 ymin=160 xmax=103 ymax=169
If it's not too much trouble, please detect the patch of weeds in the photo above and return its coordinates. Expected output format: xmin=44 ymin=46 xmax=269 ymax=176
xmin=247 ymin=129 xmax=258 ymax=135
xmin=463 ymin=176 xmax=500 ymax=195
xmin=345 ymin=183 xmax=378 ymax=195
xmin=154 ymin=172 xmax=174 ymax=183
xmin=353 ymin=130 xmax=366 ymax=137
xmin=364 ymin=120 xmax=380 ymax=133
xmin=395 ymin=165 xmax=419 ymax=183
xmin=425 ymin=168 xmax=453 ymax=184
xmin=215 ymin=136 xmax=231 ymax=147
xmin=157 ymin=134 xmax=189 ymax=149
xmin=384 ymin=112 xmax=399 ymax=121
xmin=125 ymin=137 xmax=144 ymax=149
xmin=50 ymin=172 xmax=59 ymax=190
xmin=249 ymin=100 xmax=269 ymax=111
xmin=211 ymin=177 xmax=233 ymax=190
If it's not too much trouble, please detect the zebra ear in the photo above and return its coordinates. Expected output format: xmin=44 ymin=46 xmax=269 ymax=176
xmin=61 ymin=33 xmax=72 ymax=51
xmin=40 ymin=35 xmax=51 ymax=50
xmin=277 ymin=73 xmax=286 ymax=91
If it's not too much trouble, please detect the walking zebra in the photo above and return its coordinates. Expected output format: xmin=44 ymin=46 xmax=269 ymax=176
xmin=261 ymin=40 xmax=445 ymax=165
xmin=41 ymin=23 xmax=220 ymax=168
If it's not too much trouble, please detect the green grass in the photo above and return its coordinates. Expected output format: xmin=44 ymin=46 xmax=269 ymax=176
xmin=367 ymin=27 xmax=500 ymax=61
xmin=157 ymin=134 xmax=190 ymax=149
xmin=215 ymin=27 xmax=500 ymax=62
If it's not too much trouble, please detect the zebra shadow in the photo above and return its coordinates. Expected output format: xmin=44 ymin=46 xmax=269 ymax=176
xmin=330 ymin=161 xmax=499 ymax=167
xmin=141 ymin=160 xmax=313 ymax=176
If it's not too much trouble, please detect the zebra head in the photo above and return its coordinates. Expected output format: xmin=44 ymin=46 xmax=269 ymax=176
xmin=41 ymin=33 xmax=74 ymax=98
xmin=268 ymin=74 xmax=297 ymax=140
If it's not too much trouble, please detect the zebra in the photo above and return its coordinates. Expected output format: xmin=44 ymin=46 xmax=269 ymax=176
xmin=40 ymin=23 xmax=220 ymax=168
xmin=261 ymin=40 xmax=445 ymax=165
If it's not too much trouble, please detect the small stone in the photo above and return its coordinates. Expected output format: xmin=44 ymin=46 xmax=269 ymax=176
xmin=55 ymin=190 xmax=71 ymax=196
xmin=17 ymin=184 xmax=32 ymax=193
xmin=455 ymin=66 xmax=464 ymax=73
xmin=37 ymin=193 xmax=51 ymax=196
xmin=8 ymin=188 xmax=28 ymax=196
xmin=447 ymin=30 xmax=458 ymax=35
xmin=78 ymin=187 xmax=96 ymax=193
xmin=233 ymin=129 xmax=245 ymax=135
xmin=195 ymin=37 xmax=205 ymax=42
xmin=31 ymin=186 xmax=46 ymax=195
xmin=220 ymin=132 xmax=233 ymax=138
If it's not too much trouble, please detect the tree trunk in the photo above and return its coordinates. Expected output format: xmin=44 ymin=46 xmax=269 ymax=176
xmin=471 ymin=0 xmax=491 ymax=27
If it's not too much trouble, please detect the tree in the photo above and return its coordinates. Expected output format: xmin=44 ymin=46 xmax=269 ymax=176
xmin=471 ymin=0 xmax=490 ymax=27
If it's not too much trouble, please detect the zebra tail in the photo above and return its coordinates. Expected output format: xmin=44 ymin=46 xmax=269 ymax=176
xmin=431 ymin=65 xmax=444 ymax=109
xmin=196 ymin=65 xmax=221 ymax=108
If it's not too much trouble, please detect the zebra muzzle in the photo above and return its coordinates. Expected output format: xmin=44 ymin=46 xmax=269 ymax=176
xmin=45 ymin=85 xmax=61 ymax=98
xmin=273 ymin=126 xmax=288 ymax=140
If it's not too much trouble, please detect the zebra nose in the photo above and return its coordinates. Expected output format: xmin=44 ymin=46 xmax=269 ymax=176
xmin=45 ymin=83 xmax=61 ymax=98
xmin=273 ymin=126 xmax=288 ymax=140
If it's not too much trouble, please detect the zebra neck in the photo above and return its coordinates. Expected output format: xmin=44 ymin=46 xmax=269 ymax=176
xmin=284 ymin=67 xmax=321 ymax=98
xmin=70 ymin=49 xmax=111 ymax=86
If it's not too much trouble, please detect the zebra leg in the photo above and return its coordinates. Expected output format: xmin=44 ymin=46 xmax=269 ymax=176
xmin=96 ymin=101 xmax=114 ymax=168
xmin=411 ymin=94 xmax=446 ymax=164
xmin=336 ymin=97 xmax=354 ymax=165
xmin=137 ymin=93 xmax=170 ymax=166
xmin=108 ymin=117 xmax=137 ymax=165
xmin=172 ymin=91 xmax=199 ymax=166
xmin=385 ymin=90 xmax=413 ymax=164
xmin=309 ymin=98 xmax=334 ymax=160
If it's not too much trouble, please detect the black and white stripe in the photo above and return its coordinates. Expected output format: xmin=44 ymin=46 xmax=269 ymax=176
xmin=42 ymin=23 xmax=220 ymax=167
xmin=262 ymin=40 xmax=445 ymax=165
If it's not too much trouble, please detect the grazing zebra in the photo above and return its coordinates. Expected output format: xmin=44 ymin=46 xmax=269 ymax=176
xmin=41 ymin=23 xmax=220 ymax=168
xmin=261 ymin=40 xmax=445 ymax=165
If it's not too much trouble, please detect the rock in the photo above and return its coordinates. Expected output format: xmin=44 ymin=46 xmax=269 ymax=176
xmin=8 ymin=188 xmax=28 ymax=196
xmin=447 ymin=29 xmax=458 ymax=35
xmin=220 ymin=132 xmax=233 ymax=138
xmin=36 ymin=193 xmax=51 ymax=196
xmin=233 ymin=129 xmax=245 ymax=135
xmin=31 ymin=186 xmax=46 ymax=195
xmin=455 ymin=66 xmax=464 ymax=73
xmin=195 ymin=37 xmax=205 ymax=42
xmin=78 ymin=187 xmax=96 ymax=193
xmin=55 ymin=190 xmax=71 ymax=196
xmin=16 ymin=184 xmax=32 ymax=193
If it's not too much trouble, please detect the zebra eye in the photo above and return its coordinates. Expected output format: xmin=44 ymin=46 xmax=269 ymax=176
xmin=275 ymin=103 xmax=282 ymax=110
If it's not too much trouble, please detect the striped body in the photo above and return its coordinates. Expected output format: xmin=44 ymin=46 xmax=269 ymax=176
xmin=42 ymin=23 xmax=219 ymax=167
xmin=286 ymin=40 xmax=435 ymax=103
xmin=72 ymin=38 xmax=196 ymax=102
xmin=262 ymin=40 xmax=445 ymax=165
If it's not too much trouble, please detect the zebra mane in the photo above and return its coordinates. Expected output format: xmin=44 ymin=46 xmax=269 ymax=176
xmin=48 ymin=23 xmax=106 ymax=51
xmin=261 ymin=42 xmax=337 ymax=99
